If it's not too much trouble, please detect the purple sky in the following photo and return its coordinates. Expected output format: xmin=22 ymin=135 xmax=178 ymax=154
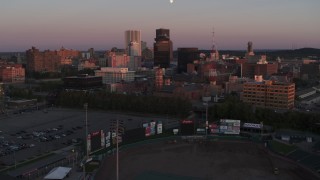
xmin=1 ymin=0 xmax=320 ymax=52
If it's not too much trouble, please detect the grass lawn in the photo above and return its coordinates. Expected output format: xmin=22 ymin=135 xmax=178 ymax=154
xmin=269 ymin=140 xmax=297 ymax=155
xmin=85 ymin=161 xmax=100 ymax=173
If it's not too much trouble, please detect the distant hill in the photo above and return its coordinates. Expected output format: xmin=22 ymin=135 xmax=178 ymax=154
xmin=264 ymin=48 xmax=320 ymax=59
xmin=190 ymin=48 xmax=320 ymax=60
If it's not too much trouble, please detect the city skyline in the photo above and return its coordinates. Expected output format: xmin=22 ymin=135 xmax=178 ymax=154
xmin=1 ymin=0 xmax=320 ymax=52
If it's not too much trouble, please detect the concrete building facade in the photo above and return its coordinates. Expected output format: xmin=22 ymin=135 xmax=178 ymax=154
xmin=95 ymin=67 xmax=135 ymax=84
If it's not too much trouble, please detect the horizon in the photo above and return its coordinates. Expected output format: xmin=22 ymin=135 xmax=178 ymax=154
xmin=1 ymin=47 xmax=319 ymax=54
xmin=1 ymin=0 xmax=320 ymax=52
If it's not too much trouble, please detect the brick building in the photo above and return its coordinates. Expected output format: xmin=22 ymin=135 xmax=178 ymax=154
xmin=0 ymin=64 xmax=25 ymax=83
xmin=26 ymin=47 xmax=80 ymax=73
xmin=242 ymin=80 xmax=295 ymax=109
xmin=242 ymin=63 xmax=278 ymax=79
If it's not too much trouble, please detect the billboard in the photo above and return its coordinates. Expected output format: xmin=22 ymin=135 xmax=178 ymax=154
xmin=209 ymin=123 xmax=219 ymax=134
xmin=243 ymin=123 xmax=262 ymax=129
xmin=87 ymin=130 xmax=105 ymax=153
xmin=157 ymin=121 xmax=163 ymax=134
xmin=145 ymin=126 xmax=151 ymax=137
xmin=196 ymin=128 xmax=206 ymax=135
xmin=150 ymin=121 xmax=156 ymax=135
xmin=219 ymin=119 xmax=241 ymax=135
xmin=105 ymin=131 xmax=111 ymax=148
xmin=180 ymin=119 xmax=194 ymax=135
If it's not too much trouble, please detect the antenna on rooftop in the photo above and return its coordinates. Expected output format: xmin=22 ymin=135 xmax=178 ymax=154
xmin=211 ymin=26 xmax=219 ymax=60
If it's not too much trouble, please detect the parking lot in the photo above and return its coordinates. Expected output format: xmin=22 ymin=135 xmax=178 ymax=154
xmin=0 ymin=107 xmax=178 ymax=167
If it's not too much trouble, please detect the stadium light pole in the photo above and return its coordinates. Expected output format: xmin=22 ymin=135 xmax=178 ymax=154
xmin=116 ymin=118 xmax=119 ymax=180
xmin=83 ymin=103 xmax=88 ymax=180
xmin=205 ymin=102 xmax=208 ymax=138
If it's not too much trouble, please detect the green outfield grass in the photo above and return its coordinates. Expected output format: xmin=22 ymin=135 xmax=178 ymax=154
xmin=269 ymin=140 xmax=297 ymax=155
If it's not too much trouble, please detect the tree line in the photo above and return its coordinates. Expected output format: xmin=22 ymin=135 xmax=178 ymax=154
xmin=55 ymin=90 xmax=192 ymax=118
xmin=208 ymin=96 xmax=320 ymax=133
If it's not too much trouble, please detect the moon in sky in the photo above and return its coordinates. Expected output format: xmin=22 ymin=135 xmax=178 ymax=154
xmin=170 ymin=0 xmax=174 ymax=4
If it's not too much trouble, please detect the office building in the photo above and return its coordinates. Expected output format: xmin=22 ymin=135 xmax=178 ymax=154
xmin=242 ymin=80 xmax=295 ymax=109
xmin=125 ymin=30 xmax=141 ymax=56
xmin=177 ymin=48 xmax=199 ymax=73
xmin=153 ymin=28 xmax=173 ymax=68
xmin=95 ymin=67 xmax=135 ymax=84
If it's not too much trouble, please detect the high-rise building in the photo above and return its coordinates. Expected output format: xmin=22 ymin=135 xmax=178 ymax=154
xmin=177 ymin=48 xmax=199 ymax=73
xmin=141 ymin=41 xmax=147 ymax=52
xmin=125 ymin=30 xmax=141 ymax=56
xmin=128 ymin=41 xmax=140 ymax=56
xmin=242 ymin=80 xmax=295 ymax=109
xmin=153 ymin=28 xmax=173 ymax=68
xmin=246 ymin=41 xmax=255 ymax=57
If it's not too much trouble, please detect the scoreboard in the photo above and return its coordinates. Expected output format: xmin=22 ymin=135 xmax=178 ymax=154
xmin=219 ymin=119 xmax=241 ymax=135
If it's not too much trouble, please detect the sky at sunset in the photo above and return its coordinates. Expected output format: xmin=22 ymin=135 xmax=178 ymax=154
xmin=1 ymin=0 xmax=320 ymax=52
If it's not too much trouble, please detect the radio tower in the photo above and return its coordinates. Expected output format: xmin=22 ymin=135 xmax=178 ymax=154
xmin=211 ymin=27 xmax=219 ymax=61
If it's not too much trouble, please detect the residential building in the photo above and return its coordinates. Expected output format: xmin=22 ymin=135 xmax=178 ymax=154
xmin=0 ymin=64 xmax=25 ymax=83
xmin=26 ymin=47 xmax=80 ymax=73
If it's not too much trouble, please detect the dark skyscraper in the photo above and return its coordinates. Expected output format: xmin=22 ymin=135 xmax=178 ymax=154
xmin=177 ymin=48 xmax=199 ymax=73
xmin=153 ymin=28 xmax=173 ymax=68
